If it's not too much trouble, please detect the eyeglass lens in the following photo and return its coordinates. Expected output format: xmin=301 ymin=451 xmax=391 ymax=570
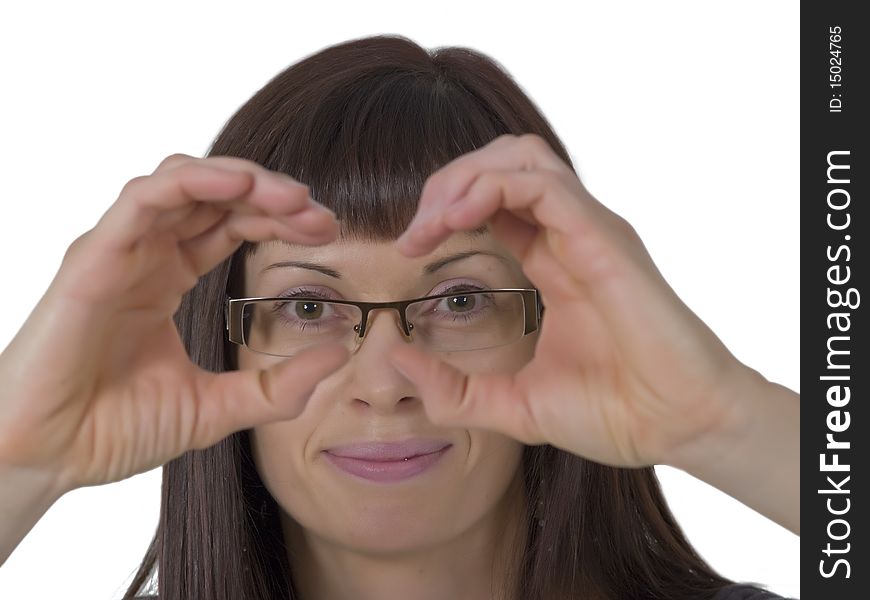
xmin=240 ymin=291 xmax=527 ymax=357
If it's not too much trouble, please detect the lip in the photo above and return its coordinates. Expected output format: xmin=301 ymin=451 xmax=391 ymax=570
xmin=325 ymin=439 xmax=452 ymax=460
xmin=322 ymin=439 xmax=453 ymax=483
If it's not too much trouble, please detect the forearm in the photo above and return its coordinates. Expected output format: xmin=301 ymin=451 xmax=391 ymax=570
xmin=668 ymin=367 xmax=800 ymax=535
xmin=0 ymin=463 xmax=66 ymax=566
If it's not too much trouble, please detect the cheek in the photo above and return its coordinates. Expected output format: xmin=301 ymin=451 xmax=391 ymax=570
xmin=462 ymin=432 xmax=525 ymax=521
xmin=250 ymin=419 xmax=320 ymax=524
xmin=241 ymin=350 xmax=317 ymax=516
xmin=441 ymin=330 xmax=537 ymax=374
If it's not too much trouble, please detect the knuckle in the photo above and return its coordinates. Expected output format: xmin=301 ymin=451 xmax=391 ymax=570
xmin=519 ymin=133 xmax=550 ymax=153
xmin=62 ymin=229 xmax=92 ymax=263
xmin=494 ymin=133 xmax=518 ymax=146
xmin=612 ymin=213 xmax=639 ymax=239
xmin=155 ymin=153 xmax=194 ymax=173
xmin=203 ymin=155 xmax=250 ymax=168
xmin=118 ymin=174 xmax=150 ymax=201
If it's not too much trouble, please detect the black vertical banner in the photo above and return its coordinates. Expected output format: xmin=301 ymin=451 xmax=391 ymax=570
xmin=802 ymin=3 xmax=868 ymax=598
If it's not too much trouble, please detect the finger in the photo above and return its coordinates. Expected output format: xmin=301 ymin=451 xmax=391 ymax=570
xmin=167 ymin=205 xmax=225 ymax=240
xmin=95 ymin=162 xmax=313 ymax=252
xmin=485 ymin=209 xmax=539 ymax=262
xmin=150 ymin=152 xmax=197 ymax=174
xmin=154 ymin=179 xmax=336 ymax=241
xmin=414 ymin=133 xmax=570 ymax=225
xmin=154 ymin=153 xmax=324 ymax=216
xmin=178 ymin=204 xmax=340 ymax=276
xmin=95 ymin=164 xmax=254 ymax=249
xmin=189 ymin=341 xmax=351 ymax=449
xmin=386 ymin=343 xmax=545 ymax=445
xmin=151 ymin=152 xmax=294 ymax=185
xmin=148 ymin=153 xmax=339 ymax=237
xmin=447 ymin=170 xmax=581 ymax=232
xmin=398 ymin=134 xmax=571 ymax=252
xmin=402 ymin=169 xmax=587 ymax=262
xmin=151 ymin=202 xmax=235 ymax=240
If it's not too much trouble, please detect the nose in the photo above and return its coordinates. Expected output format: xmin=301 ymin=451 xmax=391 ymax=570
xmin=346 ymin=308 xmax=420 ymax=413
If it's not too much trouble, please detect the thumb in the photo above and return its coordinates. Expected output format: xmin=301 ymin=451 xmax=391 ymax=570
xmin=190 ymin=342 xmax=350 ymax=449
xmin=386 ymin=344 xmax=543 ymax=445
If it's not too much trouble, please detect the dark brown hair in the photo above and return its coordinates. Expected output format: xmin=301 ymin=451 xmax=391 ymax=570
xmin=124 ymin=34 xmax=734 ymax=600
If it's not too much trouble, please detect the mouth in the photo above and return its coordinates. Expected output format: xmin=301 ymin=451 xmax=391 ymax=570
xmin=325 ymin=439 xmax=452 ymax=460
xmin=322 ymin=439 xmax=453 ymax=483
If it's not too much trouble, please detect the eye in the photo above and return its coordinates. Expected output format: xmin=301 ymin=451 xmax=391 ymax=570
xmin=271 ymin=287 xmax=340 ymax=327
xmin=426 ymin=283 xmax=493 ymax=319
xmin=292 ymin=299 xmax=328 ymax=320
xmin=439 ymin=287 xmax=481 ymax=313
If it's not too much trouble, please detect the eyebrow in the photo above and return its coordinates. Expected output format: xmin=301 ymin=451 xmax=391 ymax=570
xmin=259 ymin=250 xmax=511 ymax=279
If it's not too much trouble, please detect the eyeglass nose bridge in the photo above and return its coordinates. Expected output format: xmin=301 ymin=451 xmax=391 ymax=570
xmin=353 ymin=301 xmax=415 ymax=342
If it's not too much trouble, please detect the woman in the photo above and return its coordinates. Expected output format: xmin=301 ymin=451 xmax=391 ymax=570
xmin=0 ymin=35 xmax=798 ymax=599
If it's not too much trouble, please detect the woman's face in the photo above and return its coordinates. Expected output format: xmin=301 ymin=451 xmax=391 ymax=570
xmin=237 ymin=230 xmax=538 ymax=555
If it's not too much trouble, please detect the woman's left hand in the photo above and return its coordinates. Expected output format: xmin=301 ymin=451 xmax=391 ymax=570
xmin=387 ymin=133 xmax=770 ymax=472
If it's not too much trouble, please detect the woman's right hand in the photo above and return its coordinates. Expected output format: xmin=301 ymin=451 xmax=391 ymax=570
xmin=0 ymin=154 xmax=351 ymax=496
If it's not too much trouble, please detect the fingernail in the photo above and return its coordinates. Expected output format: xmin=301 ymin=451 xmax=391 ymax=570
xmin=410 ymin=208 xmax=433 ymax=229
xmin=397 ymin=224 xmax=418 ymax=244
xmin=398 ymin=226 xmax=424 ymax=246
xmin=274 ymin=171 xmax=308 ymax=191
xmin=313 ymin=203 xmax=337 ymax=218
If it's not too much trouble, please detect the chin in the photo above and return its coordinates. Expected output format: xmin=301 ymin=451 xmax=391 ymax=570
xmin=289 ymin=493 xmax=467 ymax=557
xmin=332 ymin=513 xmax=456 ymax=557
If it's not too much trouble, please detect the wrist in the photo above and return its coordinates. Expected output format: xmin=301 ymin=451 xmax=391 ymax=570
xmin=0 ymin=462 xmax=69 ymax=566
xmin=664 ymin=362 xmax=766 ymax=475
xmin=663 ymin=364 xmax=800 ymax=533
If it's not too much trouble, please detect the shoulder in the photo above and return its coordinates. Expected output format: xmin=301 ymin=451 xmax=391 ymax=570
xmin=711 ymin=583 xmax=796 ymax=600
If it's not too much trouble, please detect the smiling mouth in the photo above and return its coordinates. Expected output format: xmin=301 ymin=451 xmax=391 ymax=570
xmin=323 ymin=439 xmax=452 ymax=461
xmin=321 ymin=444 xmax=453 ymax=483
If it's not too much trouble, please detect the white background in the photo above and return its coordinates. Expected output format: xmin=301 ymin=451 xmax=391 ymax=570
xmin=0 ymin=1 xmax=800 ymax=598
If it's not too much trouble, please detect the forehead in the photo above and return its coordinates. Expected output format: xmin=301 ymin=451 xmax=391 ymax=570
xmin=244 ymin=230 xmax=526 ymax=292
xmin=251 ymin=228 xmax=504 ymax=264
